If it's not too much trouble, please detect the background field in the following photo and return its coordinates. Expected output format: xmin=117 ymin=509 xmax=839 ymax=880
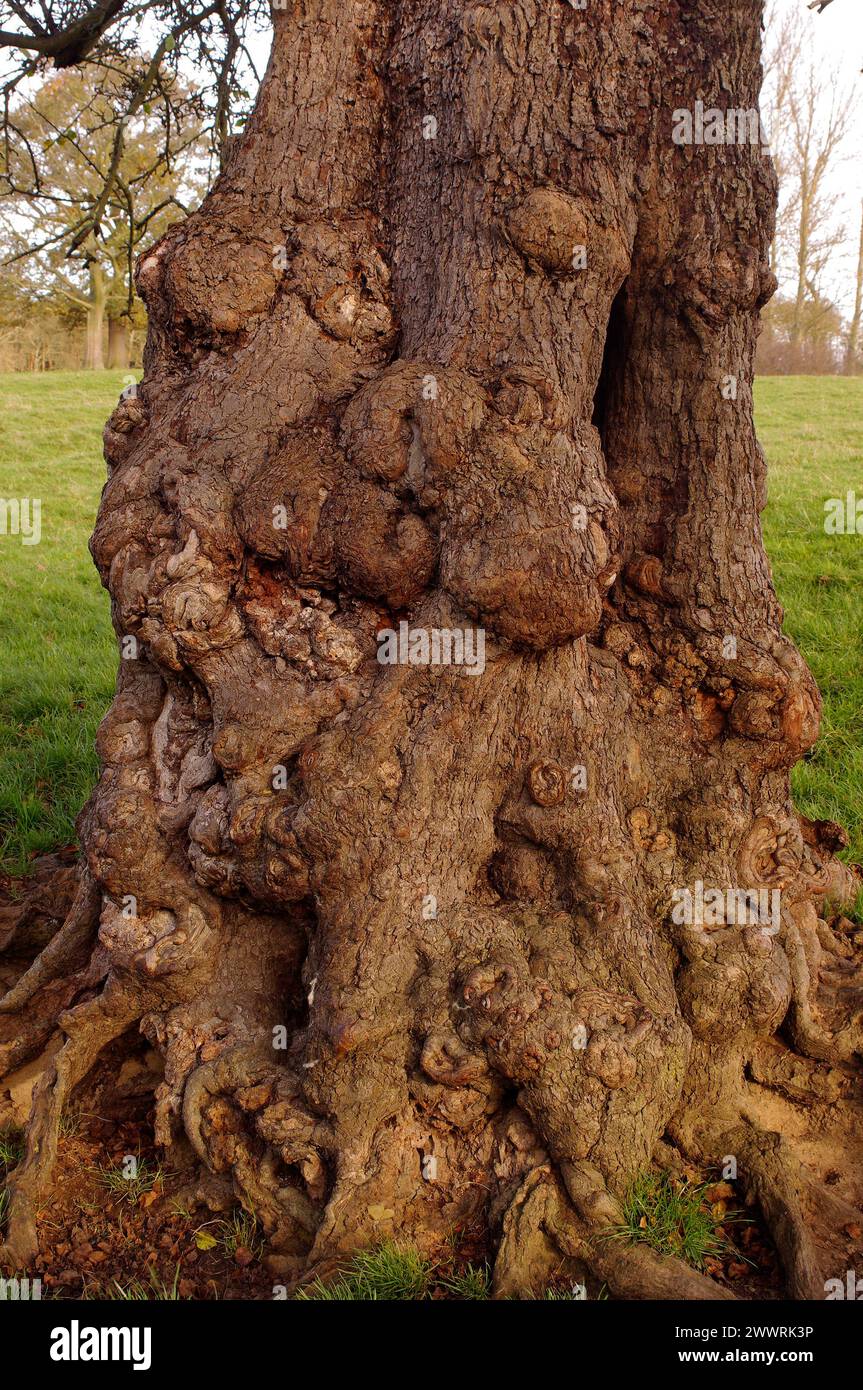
xmin=0 ymin=372 xmax=861 ymax=873
xmin=0 ymin=371 xmax=126 ymax=871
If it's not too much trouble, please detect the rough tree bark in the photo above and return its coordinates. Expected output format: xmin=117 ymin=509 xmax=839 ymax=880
xmin=2 ymin=0 xmax=862 ymax=1299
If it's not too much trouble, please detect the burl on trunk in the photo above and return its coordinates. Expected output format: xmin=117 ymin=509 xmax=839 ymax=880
xmin=2 ymin=0 xmax=862 ymax=1299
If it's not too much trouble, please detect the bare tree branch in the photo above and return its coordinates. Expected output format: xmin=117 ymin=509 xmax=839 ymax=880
xmin=0 ymin=0 xmax=128 ymax=67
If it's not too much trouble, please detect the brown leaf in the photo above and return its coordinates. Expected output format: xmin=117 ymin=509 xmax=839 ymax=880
xmin=706 ymin=1182 xmax=735 ymax=1201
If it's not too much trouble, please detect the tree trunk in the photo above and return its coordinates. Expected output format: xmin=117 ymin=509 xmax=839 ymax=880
xmin=107 ymin=317 xmax=131 ymax=370
xmin=85 ymin=259 xmax=106 ymax=370
xmin=790 ymin=170 xmax=810 ymax=371
xmin=2 ymin=0 xmax=862 ymax=1299
xmin=845 ymin=201 xmax=863 ymax=376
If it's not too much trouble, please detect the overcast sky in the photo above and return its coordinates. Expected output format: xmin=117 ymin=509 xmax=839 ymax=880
xmin=768 ymin=0 xmax=863 ymax=314
xmin=787 ymin=0 xmax=863 ymax=88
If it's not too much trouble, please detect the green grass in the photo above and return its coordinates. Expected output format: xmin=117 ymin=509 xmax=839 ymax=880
xmin=295 ymin=1242 xmax=435 ymax=1301
xmin=602 ymin=1170 xmax=742 ymax=1270
xmin=216 ymin=1209 xmax=263 ymax=1258
xmin=438 ymin=1262 xmax=492 ymax=1299
xmin=0 ymin=1126 xmax=24 ymax=1171
xmin=0 ymin=1124 xmax=24 ymax=1235
xmin=0 ymin=370 xmax=129 ymax=872
xmin=96 ymin=1155 xmax=162 ymax=1205
xmin=194 ymin=1207 xmax=264 ymax=1259
xmin=0 ymin=372 xmax=860 ymax=873
xmin=294 ymin=1242 xmax=597 ymax=1300
xmin=756 ymin=377 xmax=863 ymax=864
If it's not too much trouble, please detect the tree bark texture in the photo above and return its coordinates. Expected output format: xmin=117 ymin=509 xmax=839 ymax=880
xmin=2 ymin=0 xmax=862 ymax=1298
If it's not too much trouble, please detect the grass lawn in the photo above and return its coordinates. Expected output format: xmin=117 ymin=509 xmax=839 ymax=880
xmin=0 ymin=371 xmax=860 ymax=873
xmin=757 ymin=377 xmax=863 ymax=865
xmin=0 ymin=371 xmax=129 ymax=871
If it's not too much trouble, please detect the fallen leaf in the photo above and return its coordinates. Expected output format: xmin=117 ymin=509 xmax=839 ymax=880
xmin=195 ymin=1230 xmax=218 ymax=1251
xmin=706 ymin=1182 xmax=735 ymax=1201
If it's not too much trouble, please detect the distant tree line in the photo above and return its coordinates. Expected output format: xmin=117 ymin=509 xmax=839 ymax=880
xmin=757 ymin=1 xmax=862 ymax=374
xmin=0 ymin=0 xmax=263 ymax=369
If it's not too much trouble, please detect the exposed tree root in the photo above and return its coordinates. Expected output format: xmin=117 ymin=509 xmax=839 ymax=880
xmin=727 ymin=1126 xmax=827 ymax=1300
xmin=491 ymin=1163 xmax=737 ymax=1300
xmin=0 ymin=976 xmax=140 ymax=1264
xmin=0 ymin=868 xmax=99 ymax=1019
xmin=561 ymin=1162 xmax=739 ymax=1300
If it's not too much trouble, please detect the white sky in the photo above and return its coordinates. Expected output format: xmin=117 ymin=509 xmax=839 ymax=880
xmin=785 ymin=0 xmax=863 ymax=88
xmin=767 ymin=0 xmax=863 ymax=314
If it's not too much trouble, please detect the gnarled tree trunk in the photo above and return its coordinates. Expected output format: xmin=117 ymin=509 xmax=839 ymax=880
xmin=2 ymin=0 xmax=862 ymax=1299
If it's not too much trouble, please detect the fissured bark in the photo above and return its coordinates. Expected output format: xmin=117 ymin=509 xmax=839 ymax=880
xmin=2 ymin=0 xmax=862 ymax=1298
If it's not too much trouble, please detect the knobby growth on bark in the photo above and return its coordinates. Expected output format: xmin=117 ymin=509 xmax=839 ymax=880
xmin=2 ymin=0 xmax=862 ymax=1299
